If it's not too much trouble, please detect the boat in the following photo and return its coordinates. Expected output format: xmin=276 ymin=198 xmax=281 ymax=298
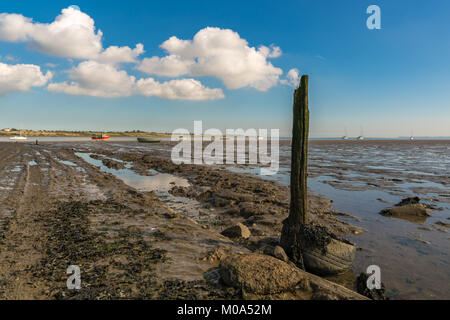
xmin=137 ymin=137 xmax=161 ymax=143
xmin=10 ymin=130 xmax=27 ymax=141
xmin=10 ymin=135 xmax=27 ymax=141
xmin=356 ymin=126 xmax=364 ymax=140
xmin=92 ymin=134 xmax=110 ymax=140
xmin=342 ymin=127 xmax=349 ymax=140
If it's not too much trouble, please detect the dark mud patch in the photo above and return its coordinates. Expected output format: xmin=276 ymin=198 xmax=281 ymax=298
xmin=156 ymin=279 xmax=240 ymax=300
xmin=31 ymin=200 xmax=168 ymax=299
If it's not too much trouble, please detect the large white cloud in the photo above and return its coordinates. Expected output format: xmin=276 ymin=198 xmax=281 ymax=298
xmin=0 ymin=6 xmax=295 ymax=100
xmin=0 ymin=6 xmax=144 ymax=63
xmin=137 ymin=27 xmax=283 ymax=91
xmin=48 ymin=60 xmax=224 ymax=100
xmin=0 ymin=62 xmax=52 ymax=96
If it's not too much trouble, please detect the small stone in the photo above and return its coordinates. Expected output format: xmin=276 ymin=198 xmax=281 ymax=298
xmin=221 ymin=223 xmax=251 ymax=239
xmin=273 ymin=246 xmax=289 ymax=262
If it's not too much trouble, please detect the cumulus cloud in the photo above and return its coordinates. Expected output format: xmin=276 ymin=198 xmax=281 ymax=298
xmin=138 ymin=55 xmax=194 ymax=77
xmin=48 ymin=61 xmax=135 ymax=97
xmin=96 ymin=43 xmax=144 ymax=64
xmin=0 ymin=6 xmax=144 ymax=63
xmin=258 ymin=45 xmax=282 ymax=58
xmin=136 ymin=78 xmax=224 ymax=100
xmin=280 ymin=68 xmax=300 ymax=88
xmin=137 ymin=27 xmax=283 ymax=91
xmin=0 ymin=7 xmax=289 ymax=100
xmin=48 ymin=60 xmax=224 ymax=100
xmin=0 ymin=62 xmax=52 ymax=96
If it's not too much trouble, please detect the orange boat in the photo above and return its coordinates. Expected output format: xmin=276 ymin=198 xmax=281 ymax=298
xmin=92 ymin=134 xmax=110 ymax=140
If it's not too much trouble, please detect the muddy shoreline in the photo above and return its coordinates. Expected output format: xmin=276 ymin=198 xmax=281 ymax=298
xmin=0 ymin=141 xmax=369 ymax=300
xmin=1 ymin=140 xmax=448 ymax=299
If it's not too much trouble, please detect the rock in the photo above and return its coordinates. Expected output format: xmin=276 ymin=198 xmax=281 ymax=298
xmin=396 ymin=197 xmax=420 ymax=206
xmin=219 ymin=253 xmax=308 ymax=295
xmin=221 ymin=223 xmax=251 ymax=239
xmin=170 ymin=186 xmax=189 ymax=197
xmin=435 ymin=221 xmax=450 ymax=228
xmin=219 ymin=253 xmax=368 ymax=300
xmin=102 ymin=158 xmax=125 ymax=170
xmin=356 ymin=272 xmax=387 ymax=300
xmin=264 ymin=245 xmax=289 ymax=262
xmin=380 ymin=203 xmax=432 ymax=223
xmin=379 ymin=196 xmax=438 ymax=223
xmin=239 ymin=202 xmax=266 ymax=218
xmin=273 ymin=246 xmax=289 ymax=262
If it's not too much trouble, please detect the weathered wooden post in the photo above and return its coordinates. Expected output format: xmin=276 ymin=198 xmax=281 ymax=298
xmin=281 ymin=75 xmax=356 ymax=274
xmin=280 ymin=75 xmax=309 ymax=267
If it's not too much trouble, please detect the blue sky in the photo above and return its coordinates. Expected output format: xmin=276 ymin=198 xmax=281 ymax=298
xmin=0 ymin=0 xmax=449 ymax=137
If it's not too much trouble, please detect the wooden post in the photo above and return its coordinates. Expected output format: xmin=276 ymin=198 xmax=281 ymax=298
xmin=281 ymin=75 xmax=309 ymax=263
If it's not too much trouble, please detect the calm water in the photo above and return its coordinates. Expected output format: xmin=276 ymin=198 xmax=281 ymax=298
xmin=231 ymin=140 xmax=450 ymax=299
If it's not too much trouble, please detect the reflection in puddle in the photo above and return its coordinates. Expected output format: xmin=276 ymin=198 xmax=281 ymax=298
xmin=75 ymin=153 xmax=190 ymax=192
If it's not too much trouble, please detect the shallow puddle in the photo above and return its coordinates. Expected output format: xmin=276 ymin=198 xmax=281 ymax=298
xmin=75 ymin=153 xmax=190 ymax=193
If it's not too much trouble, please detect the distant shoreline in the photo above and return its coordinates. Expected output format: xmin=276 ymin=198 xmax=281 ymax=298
xmin=0 ymin=130 xmax=172 ymax=138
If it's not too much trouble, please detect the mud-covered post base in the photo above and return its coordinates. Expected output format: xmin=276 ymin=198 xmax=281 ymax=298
xmin=280 ymin=75 xmax=309 ymax=269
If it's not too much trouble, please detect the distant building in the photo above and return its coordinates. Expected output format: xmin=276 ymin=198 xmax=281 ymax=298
xmin=2 ymin=128 xmax=11 ymax=132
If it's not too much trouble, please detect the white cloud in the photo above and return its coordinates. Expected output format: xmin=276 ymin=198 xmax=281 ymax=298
xmin=96 ymin=43 xmax=144 ymax=64
xmin=48 ymin=60 xmax=224 ymax=100
xmin=0 ymin=62 xmax=52 ymax=96
xmin=0 ymin=7 xmax=144 ymax=63
xmin=47 ymin=61 xmax=135 ymax=97
xmin=258 ymin=45 xmax=282 ymax=58
xmin=136 ymin=78 xmax=224 ymax=100
xmin=138 ymin=55 xmax=194 ymax=77
xmin=0 ymin=7 xmax=288 ymax=100
xmin=280 ymin=68 xmax=300 ymax=88
xmin=137 ymin=27 xmax=283 ymax=91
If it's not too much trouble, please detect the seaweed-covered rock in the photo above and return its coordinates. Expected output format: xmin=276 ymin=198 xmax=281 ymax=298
xmin=380 ymin=197 xmax=435 ymax=223
xmin=356 ymin=272 xmax=387 ymax=300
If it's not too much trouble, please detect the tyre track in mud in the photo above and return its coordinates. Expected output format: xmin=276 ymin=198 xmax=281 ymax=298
xmin=0 ymin=143 xmax=51 ymax=299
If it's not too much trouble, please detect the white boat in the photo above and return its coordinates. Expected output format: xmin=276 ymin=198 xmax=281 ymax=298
xmin=10 ymin=135 xmax=27 ymax=141
xmin=356 ymin=126 xmax=364 ymax=140
xmin=342 ymin=127 xmax=349 ymax=140
xmin=10 ymin=127 xmax=27 ymax=141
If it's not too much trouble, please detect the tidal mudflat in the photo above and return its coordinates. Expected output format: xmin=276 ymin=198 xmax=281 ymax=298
xmin=0 ymin=140 xmax=448 ymax=299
